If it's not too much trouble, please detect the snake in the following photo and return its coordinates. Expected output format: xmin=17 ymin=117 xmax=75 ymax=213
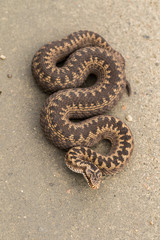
xmin=32 ymin=30 xmax=134 ymax=189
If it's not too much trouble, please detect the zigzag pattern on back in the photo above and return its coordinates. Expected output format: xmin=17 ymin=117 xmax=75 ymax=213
xmin=32 ymin=30 xmax=134 ymax=189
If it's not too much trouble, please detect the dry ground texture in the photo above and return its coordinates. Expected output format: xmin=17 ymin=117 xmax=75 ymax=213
xmin=0 ymin=0 xmax=160 ymax=239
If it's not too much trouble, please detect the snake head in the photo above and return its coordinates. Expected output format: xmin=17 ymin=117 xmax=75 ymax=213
xmin=83 ymin=166 xmax=102 ymax=189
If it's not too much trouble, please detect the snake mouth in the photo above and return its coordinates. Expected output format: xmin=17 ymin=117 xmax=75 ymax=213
xmin=83 ymin=171 xmax=102 ymax=190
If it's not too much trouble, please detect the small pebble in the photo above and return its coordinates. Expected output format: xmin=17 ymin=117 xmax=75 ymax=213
xmin=67 ymin=189 xmax=71 ymax=194
xmin=122 ymin=105 xmax=126 ymax=111
xmin=0 ymin=54 xmax=6 ymax=60
xmin=142 ymin=35 xmax=150 ymax=39
xmin=7 ymin=73 xmax=12 ymax=78
xmin=49 ymin=183 xmax=54 ymax=187
xmin=143 ymin=183 xmax=149 ymax=190
xmin=125 ymin=115 xmax=133 ymax=122
xmin=150 ymin=221 xmax=153 ymax=225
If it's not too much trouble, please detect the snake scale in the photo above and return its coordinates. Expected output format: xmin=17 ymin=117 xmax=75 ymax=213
xmin=32 ymin=30 xmax=134 ymax=189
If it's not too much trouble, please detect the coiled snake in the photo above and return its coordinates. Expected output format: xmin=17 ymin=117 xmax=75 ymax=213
xmin=32 ymin=30 xmax=134 ymax=189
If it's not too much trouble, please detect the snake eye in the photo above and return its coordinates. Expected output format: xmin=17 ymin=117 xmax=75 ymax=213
xmin=83 ymin=167 xmax=102 ymax=189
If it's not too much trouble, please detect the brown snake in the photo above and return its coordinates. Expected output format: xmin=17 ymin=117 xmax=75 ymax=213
xmin=32 ymin=30 xmax=134 ymax=189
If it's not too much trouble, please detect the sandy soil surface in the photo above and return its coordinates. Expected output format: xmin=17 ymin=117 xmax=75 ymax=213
xmin=0 ymin=1 xmax=160 ymax=239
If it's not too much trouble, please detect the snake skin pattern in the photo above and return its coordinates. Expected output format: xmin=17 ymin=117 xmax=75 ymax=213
xmin=32 ymin=30 xmax=134 ymax=189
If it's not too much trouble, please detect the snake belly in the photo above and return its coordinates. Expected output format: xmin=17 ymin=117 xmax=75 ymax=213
xmin=32 ymin=30 xmax=134 ymax=189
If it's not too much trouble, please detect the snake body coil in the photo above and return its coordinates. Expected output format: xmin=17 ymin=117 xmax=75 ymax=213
xmin=32 ymin=30 xmax=134 ymax=189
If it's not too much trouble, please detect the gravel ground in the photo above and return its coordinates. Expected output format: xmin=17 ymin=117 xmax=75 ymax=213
xmin=0 ymin=1 xmax=160 ymax=239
